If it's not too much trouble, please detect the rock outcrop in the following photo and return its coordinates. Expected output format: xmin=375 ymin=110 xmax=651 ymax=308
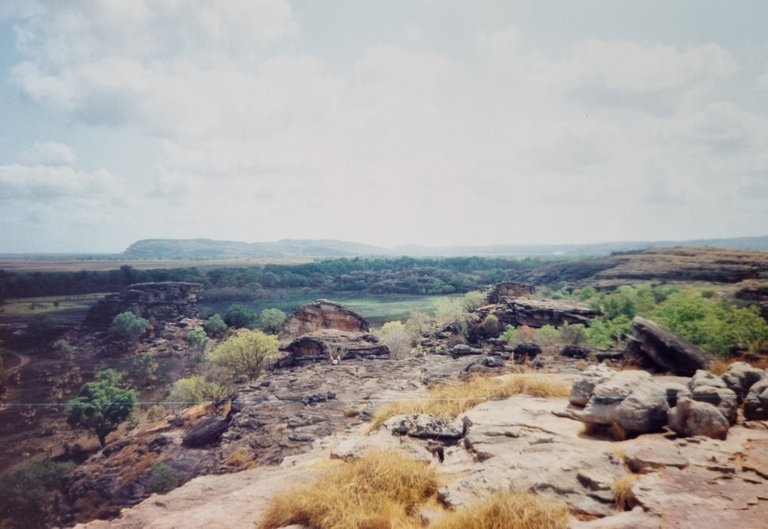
xmin=744 ymin=378 xmax=768 ymax=420
xmin=477 ymin=298 xmax=600 ymax=329
xmin=279 ymin=300 xmax=369 ymax=342
xmin=279 ymin=330 xmax=389 ymax=366
xmin=624 ymin=317 xmax=712 ymax=376
xmin=668 ymin=397 xmax=729 ymax=440
xmin=84 ymin=282 xmax=202 ymax=328
xmin=487 ymin=281 xmax=534 ymax=303
xmin=734 ymin=283 xmax=768 ymax=320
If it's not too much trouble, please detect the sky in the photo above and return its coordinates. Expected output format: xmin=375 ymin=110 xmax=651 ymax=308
xmin=0 ymin=0 xmax=766 ymax=253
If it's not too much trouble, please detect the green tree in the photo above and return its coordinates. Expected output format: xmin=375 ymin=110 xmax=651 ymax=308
xmin=203 ymin=314 xmax=228 ymax=336
xmin=224 ymin=303 xmax=258 ymax=329
xmin=66 ymin=369 xmax=138 ymax=447
xmin=109 ymin=311 xmax=149 ymax=342
xmin=148 ymin=463 xmax=178 ymax=494
xmin=210 ymin=329 xmax=279 ymax=380
xmin=186 ymin=327 xmax=210 ymax=361
xmin=259 ymin=308 xmax=287 ymax=334
xmin=168 ymin=375 xmax=227 ymax=404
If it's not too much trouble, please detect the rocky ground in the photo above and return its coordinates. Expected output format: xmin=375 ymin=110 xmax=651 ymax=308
xmin=69 ymin=361 xmax=768 ymax=529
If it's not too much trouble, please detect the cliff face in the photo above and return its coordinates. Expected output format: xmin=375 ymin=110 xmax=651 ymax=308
xmin=279 ymin=300 xmax=369 ymax=342
xmin=83 ymin=282 xmax=203 ymax=328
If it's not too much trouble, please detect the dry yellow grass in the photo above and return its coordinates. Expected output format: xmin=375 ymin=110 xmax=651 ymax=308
xmin=611 ymin=474 xmax=638 ymax=510
xmin=224 ymin=447 xmax=257 ymax=469
xmin=708 ymin=358 xmax=731 ymax=376
xmin=429 ymin=491 xmax=569 ymax=529
xmin=369 ymin=374 xmax=570 ymax=431
xmin=258 ymin=450 xmax=439 ymax=529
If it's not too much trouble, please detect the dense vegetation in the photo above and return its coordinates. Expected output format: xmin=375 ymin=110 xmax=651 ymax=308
xmin=0 ymin=257 xmax=549 ymax=299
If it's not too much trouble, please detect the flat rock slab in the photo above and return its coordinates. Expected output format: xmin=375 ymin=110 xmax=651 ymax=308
xmin=741 ymin=439 xmax=768 ymax=479
xmin=624 ymin=440 xmax=688 ymax=473
xmin=634 ymin=466 xmax=768 ymax=529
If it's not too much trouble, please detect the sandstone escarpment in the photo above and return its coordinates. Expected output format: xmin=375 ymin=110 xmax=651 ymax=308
xmin=278 ymin=299 xmax=369 ymax=342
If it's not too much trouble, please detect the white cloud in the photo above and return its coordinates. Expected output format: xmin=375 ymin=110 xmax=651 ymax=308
xmin=18 ymin=141 xmax=77 ymax=166
xmin=2 ymin=4 xmax=767 ymax=249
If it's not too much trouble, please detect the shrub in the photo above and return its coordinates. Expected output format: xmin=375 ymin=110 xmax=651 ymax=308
xmin=168 ymin=375 xmax=227 ymax=405
xmin=148 ymin=462 xmax=177 ymax=494
xmin=404 ymin=311 xmax=431 ymax=336
xmin=430 ymin=491 xmax=569 ymax=529
xmin=611 ymin=473 xmax=638 ymax=510
xmin=0 ymin=460 xmax=75 ymax=529
xmin=559 ymin=322 xmax=587 ymax=346
xmin=66 ymin=369 xmax=138 ymax=447
xmin=186 ymin=327 xmax=210 ymax=361
xmin=203 ymin=314 xmax=228 ymax=336
xmin=258 ymin=308 xmax=287 ymax=334
xmin=377 ymin=321 xmax=412 ymax=358
xmin=516 ymin=324 xmax=538 ymax=343
xmin=224 ymin=303 xmax=258 ymax=329
xmin=501 ymin=325 xmax=519 ymax=345
xmin=585 ymin=315 xmax=632 ymax=348
xmin=481 ymin=314 xmax=500 ymax=336
xmin=463 ymin=290 xmax=488 ymax=309
xmin=109 ymin=311 xmax=149 ymax=341
xmin=258 ymin=450 xmax=439 ymax=529
xmin=537 ymin=325 xmax=560 ymax=348
xmin=209 ymin=329 xmax=279 ymax=380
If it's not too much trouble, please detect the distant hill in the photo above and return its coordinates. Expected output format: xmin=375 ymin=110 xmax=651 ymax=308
xmin=121 ymin=235 xmax=768 ymax=259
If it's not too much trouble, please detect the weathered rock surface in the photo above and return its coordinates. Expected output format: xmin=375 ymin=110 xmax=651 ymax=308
xmin=569 ymin=364 xmax=615 ymax=407
xmin=478 ymin=298 xmax=601 ymax=329
xmin=625 ymin=317 xmax=712 ymax=376
xmin=182 ymin=417 xmax=229 ymax=448
xmin=487 ymin=281 xmax=534 ymax=303
xmin=690 ymin=385 xmax=738 ymax=425
xmin=278 ymin=300 xmax=369 ymax=342
xmin=84 ymin=282 xmax=202 ymax=328
xmin=744 ymin=378 xmax=768 ymax=420
xmin=623 ymin=440 xmax=688 ymax=473
xmin=279 ymin=330 xmax=389 ymax=366
xmin=688 ymin=369 xmax=727 ymax=389
xmin=668 ymin=397 xmax=729 ymax=440
xmin=386 ymin=414 xmax=466 ymax=441
xmin=721 ymin=361 xmax=766 ymax=400
xmin=561 ymin=344 xmax=591 ymax=359
xmin=512 ymin=341 xmax=541 ymax=362
xmin=578 ymin=370 xmax=669 ymax=435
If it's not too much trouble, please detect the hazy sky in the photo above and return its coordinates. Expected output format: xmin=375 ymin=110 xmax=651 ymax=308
xmin=1 ymin=1 xmax=767 ymax=252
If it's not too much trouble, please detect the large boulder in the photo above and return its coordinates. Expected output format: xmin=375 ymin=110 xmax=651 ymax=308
xmin=570 ymin=364 xmax=615 ymax=407
xmin=690 ymin=385 xmax=738 ymax=425
xmin=578 ymin=370 xmax=669 ymax=435
xmin=744 ymin=378 xmax=768 ymax=420
xmin=182 ymin=417 xmax=229 ymax=448
xmin=279 ymin=300 xmax=369 ymax=342
xmin=721 ymin=362 xmax=766 ymax=400
xmin=84 ymin=282 xmax=203 ymax=328
xmin=624 ymin=317 xmax=712 ymax=376
xmin=668 ymin=397 xmax=729 ymax=440
xmin=487 ymin=281 xmax=535 ymax=303
xmin=386 ymin=414 xmax=467 ymax=442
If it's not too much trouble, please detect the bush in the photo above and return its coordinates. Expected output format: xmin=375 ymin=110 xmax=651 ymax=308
xmin=559 ymin=322 xmax=587 ymax=346
xmin=586 ymin=315 xmax=632 ymax=348
xmin=481 ymin=314 xmax=500 ymax=336
xmin=404 ymin=311 xmax=431 ymax=336
xmin=203 ymin=314 xmax=228 ymax=336
xmin=148 ymin=463 xmax=177 ymax=494
xmin=186 ymin=328 xmax=210 ymax=361
xmin=501 ymin=325 xmax=519 ymax=345
xmin=168 ymin=375 xmax=227 ymax=405
xmin=109 ymin=311 xmax=149 ymax=341
xmin=224 ymin=303 xmax=258 ymax=329
xmin=210 ymin=329 xmax=279 ymax=380
xmin=429 ymin=491 xmax=569 ymax=529
xmin=259 ymin=308 xmax=287 ymax=334
xmin=0 ymin=460 xmax=75 ymax=529
xmin=377 ymin=321 xmax=412 ymax=358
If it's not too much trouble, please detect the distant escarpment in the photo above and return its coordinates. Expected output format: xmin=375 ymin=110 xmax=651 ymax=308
xmin=523 ymin=246 xmax=768 ymax=287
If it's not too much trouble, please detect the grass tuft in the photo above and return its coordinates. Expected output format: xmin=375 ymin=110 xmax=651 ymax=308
xmin=258 ymin=449 xmax=439 ymax=529
xmin=429 ymin=491 xmax=569 ymax=529
xmin=611 ymin=473 xmax=638 ymax=510
xmin=369 ymin=374 xmax=570 ymax=430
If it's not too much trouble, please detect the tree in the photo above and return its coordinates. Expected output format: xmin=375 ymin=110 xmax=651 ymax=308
xmin=203 ymin=314 xmax=228 ymax=336
xmin=109 ymin=311 xmax=149 ymax=342
xmin=210 ymin=329 xmax=279 ymax=380
xmin=224 ymin=303 xmax=258 ymax=329
xmin=259 ymin=308 xmax=287 ymax=334
xmin=186 ymin=327 xmax=210 ymax=361
xmin=66 ymin=369 xmax=138 ymax=447
xmin=0 ymin=460 xmax=74 ymax=529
